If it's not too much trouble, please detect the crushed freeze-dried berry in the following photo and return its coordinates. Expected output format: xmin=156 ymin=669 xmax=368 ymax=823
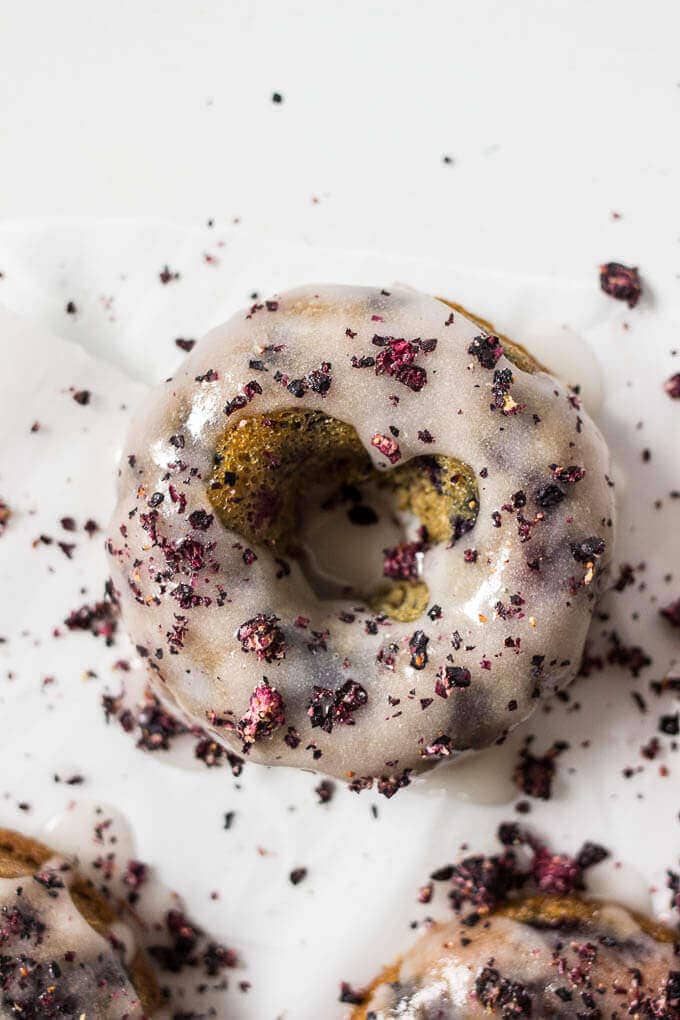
xmin=421 ymin=734 xmax=454 ymax=758
xmin=237 ymin=614 xmax=287 ymax=661
xmin=339 ymin=982 xmax=365 ymax=1005
xmin=550 ymin=463 xmax=586 ymax=484
xmin=660 ymin=713 xmax=680 ymax=736
xmin=468 ymin=334 xmax=504 ymax=369
xmin=531 ymin=846 xmax=581 ymax=895
xmin=371 ymin=433 xmax=401 ymax=463
xmin=148 ymin=908 xmax=237 ymax=977
xmin=491 ymin=368 xmax=524 ymax=416
xmin=0 ymin=499 xmax=10 ymax=537
xmin=371 ymin=336 xmax=433 ymax=392
xmin=307 ymin=681 xmax=368 ymax=733
xmin=123 ymin=859 xmax=148 ymax=902
xmin=224 ymin=379 xmax=261 ymax=416
xmin=660 ymin=599 xmax=680 ymax=628
xmin=315 ymin=779 xmax=335 ymax=804
xmin=383 ymin=541 xmax=423 ymax=581
xmin=429 ymin=824 xmax=609 ymax=922
xmin=513 ymin=742 xmax=564 ymax=800
xmin=238 ymin=679 xmax=285 ymax=745
xmin=435 ymin=665 xmax=472 ymax=697
xmin=408 ymin=630 xmax=429 ymax=670
xmin=599 ymin=262 xmax=641 ymax=307
xmin=535 ymin=484 xmax=565 ymax=509
xmin=64 ymin=591 xmax=118 ymax=645
xmin=175 ymin=337 xmax=196 ymax=352
xmin=475 ymin=966 xmax=532 ymax=1017
xmin=188 ymin=509 xmax=214 ymax=531
xmin=159 ymin=265 xmax=180 ymax=285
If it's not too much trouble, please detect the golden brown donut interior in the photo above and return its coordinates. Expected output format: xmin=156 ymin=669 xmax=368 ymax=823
xmin=350 ymin=893 xmax=677 ymax=1019
xmin=207 ymin=300 xmax=540 ymax=623
xmin=437 ymin=299 xmax=545 ymax=375
xmin=0 ymin=828 xmax=162 ymax=1016
xmin=497 ymin=892 xmax=677 ymax=943
xmin=208 ymin=412 xmax=478 ymax=622
xmin=209 ymin=409 xmax=372 ymax=552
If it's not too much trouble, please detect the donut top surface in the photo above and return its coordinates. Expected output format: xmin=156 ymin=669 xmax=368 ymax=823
xmin=107 ymin=284 xmax=614 ymax=786
xmin=0 ymin=841 xmax=146 ymax=1018
xmin=355 ymin=896 xmax=680 ymax=1019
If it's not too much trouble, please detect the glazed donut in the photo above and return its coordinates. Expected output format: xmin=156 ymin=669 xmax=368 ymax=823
xmin=107 ymin=284 xmax=614 ymax=789
xmin=0 ymin=828 xmax=160 ymax=1017
xmin=354 ymin=895 xmax=680 ymax=1019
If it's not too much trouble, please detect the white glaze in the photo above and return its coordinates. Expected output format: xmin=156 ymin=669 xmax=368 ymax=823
xmin=0 ymin=854 xmax=143 ymax=1018
xmin=585 ymin=858 xmax=654 ymax=918
xmin=40 ymin=802 xmax=236 ymax=1019
xmin=421 ymin=740 xmax=519 ymax=805
xmin=107 ymin=284 xmax=615 ymax=785
xmin=42 ymin=801 xmax=137 ymax=873
xmin=517 ymin=321 xmax=605 ymax=417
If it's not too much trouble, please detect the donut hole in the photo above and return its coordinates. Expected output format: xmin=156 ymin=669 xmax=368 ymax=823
xmin=208 ymin=410 xmax=479 ymax=622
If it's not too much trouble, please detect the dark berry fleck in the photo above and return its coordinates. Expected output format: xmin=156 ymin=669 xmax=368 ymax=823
xmin=237 ymin=614 xmax=287 ymax=661
xmin=188 ymin=509 xmax=214 ymax=531
xmin=468 ymin=334 xmax=504 ymax=369
xmin=535 ymin=484 xmax=565 ymax=508
xmin=660 ymin=598 xmax=680 ymax=628
xmin=550 ymin=463 xmax=586 ymax=484
xmin=599 ymin=261 xmax=641 ymax=307
xmin=571 ymin=537 xmax=606 ymax=563
xmin=307 ymin=681 xmax=367 ymax=733
xmin=175 ymin=338 xmax=196 ymax=352
xmin=339 ymin=982 xmax=365 ymax=1005
xmin=408 ymin=630 xmax=429 ymax=670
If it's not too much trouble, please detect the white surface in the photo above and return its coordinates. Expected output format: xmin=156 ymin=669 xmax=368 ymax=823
xmin=0 ymin=222 xmax=678 ymax=1019
xmin=1 ymin=4 xmax=680 ymax=1015
xmin=1 ymin=0 xmax=680 ymax=294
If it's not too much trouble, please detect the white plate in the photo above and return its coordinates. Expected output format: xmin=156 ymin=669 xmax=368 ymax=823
xmin=0 ymin=221 xmax=678 ymax=1019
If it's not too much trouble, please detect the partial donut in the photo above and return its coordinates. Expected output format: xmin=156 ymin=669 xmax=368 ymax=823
xmin=0 ymin=828 xmax=161 ymax=1017
xmin=107 ymin=284 xmax=614 ymax=790
xmin=354 ymin=895 xmax=680 ymax=1019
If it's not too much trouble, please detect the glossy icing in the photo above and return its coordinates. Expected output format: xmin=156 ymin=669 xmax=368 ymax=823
xmin=107 ymin=284 xmax=615 ymax=786
xmin=0 ymin=856 xmax=143 ymax=1018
